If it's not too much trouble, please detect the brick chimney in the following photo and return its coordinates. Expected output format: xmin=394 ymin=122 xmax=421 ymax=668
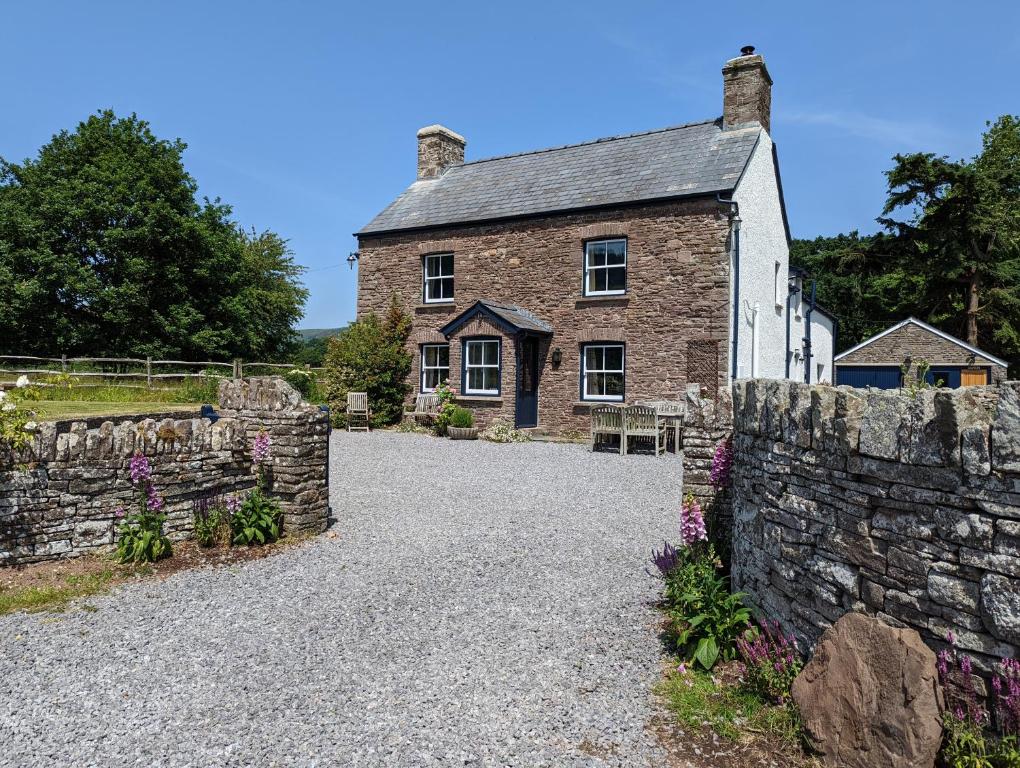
xmin=416 ymin=124 xmax=466 ymax=180
xmin=722 ymin=46 xmax=772 ymax=132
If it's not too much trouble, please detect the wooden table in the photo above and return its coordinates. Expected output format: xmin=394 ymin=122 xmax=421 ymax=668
xmin=635 ymin=400 xmax=685 ymax=454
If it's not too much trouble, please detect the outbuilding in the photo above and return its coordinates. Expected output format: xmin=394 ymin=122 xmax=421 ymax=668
xmin=834 ymin=317 xmax=1008 ymax=389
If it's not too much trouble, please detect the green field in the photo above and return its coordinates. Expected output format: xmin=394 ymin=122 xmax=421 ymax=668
xmin=35 ymin=401 xmax=201 ymax=421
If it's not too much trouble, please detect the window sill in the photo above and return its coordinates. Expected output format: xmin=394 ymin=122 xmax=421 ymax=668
xmin=572 ymin=400 xmax=624 ymax=407
xmin=457 ymin=395 xmax=504 ymax=404
xmin=416 ymin=302 xmax=456 ymax=311
xmin=575 ymin=295 xmax=629 ymax=306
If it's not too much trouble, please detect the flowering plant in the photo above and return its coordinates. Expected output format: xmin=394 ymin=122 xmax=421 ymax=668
xmin=115 ymin=453 xmax=173 ymax=563
xmin=737 ymin=618 xmax=802 ymax=704
xmin=433 ymin=381 xmax=458 ymax=435
xmin=680 ymin=494 xmax=708 ymax=547
xmin=252 ymin=430 xmax=272 ymax=488
xmin=709 ymin=437 xmax=734 ymax=490
xmin=192 ymin=495 xmax=233 ymax=548
xmin=231 ymin=433 xmax=282 ymax=546
xmin=0 ymin=376 xmax=40 ymax=457
xmin=994 ymin=659 xmax=1020 ymax=737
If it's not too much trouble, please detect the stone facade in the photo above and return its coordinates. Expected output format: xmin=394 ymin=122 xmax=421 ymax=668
xmin=837 ymin=320 xmax=1007 ymax=384
xmin=357 ymin=199 xmax=732 ymax=433
xmin=0 ymin=377 xmax=329 ymax=565
xmin=729 ymin=379 xmax=1020 ymax=675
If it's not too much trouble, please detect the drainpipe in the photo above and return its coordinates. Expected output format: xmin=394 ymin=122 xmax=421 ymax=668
xmin=751 ymin=302 xmax=760 ymax=378
xmin=785 ymin=280 xmax=794 ymax=379
xmin=717 ymin=194 xmax=741 ymax=380
xmin=804 ymin=279 xmax=816 ymax=384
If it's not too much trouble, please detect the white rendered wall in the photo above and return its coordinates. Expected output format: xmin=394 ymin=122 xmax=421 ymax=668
xmin=731 ymin=131 xmax=789 ymax=381
xmin=787 ymin=289 xmax=835 ymax=384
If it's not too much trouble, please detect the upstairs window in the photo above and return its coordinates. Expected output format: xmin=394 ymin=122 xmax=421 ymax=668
xmin=584 ymin=239 xmax=627 ymax=296
xmin=421 ymin=344 xmax=450 ymax=392
xmin=464 ymin=339 xmax=500 ymax=395
xmin=423 ymin=253 xmax=454 ymax=303
xmin=581 ymin=343 xmax=625 ymax=401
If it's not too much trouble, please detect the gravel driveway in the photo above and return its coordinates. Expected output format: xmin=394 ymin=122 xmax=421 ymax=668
xmin=1 ymin=432 xmax=683 ymax=767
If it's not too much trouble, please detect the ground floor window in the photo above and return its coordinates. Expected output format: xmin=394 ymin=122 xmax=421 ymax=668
xmin=464 ymin=339 xmax=500 ymax=395
xmin=421 ymin=344 xmax=450 ymax=392
xmin=581 ymin=343 xmax=625 ymax=401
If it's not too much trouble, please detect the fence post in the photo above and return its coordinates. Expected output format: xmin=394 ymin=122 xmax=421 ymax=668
xmin=146 ymin=356 xmax=152 ymax=388
xmin=61 ymin=354 xmax=67 ymax=373
xmin=233 ymin=358 xmax=242 ymax=380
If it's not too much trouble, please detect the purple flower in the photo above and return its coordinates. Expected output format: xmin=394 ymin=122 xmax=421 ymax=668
xmin=226 ymin=495 xmax=241 ymax=516
xmin=679 ymin=495 xmax=707 ymax=546
xmin=114 ymin=506 xmax=126 ymax=518
xmin=146 ymin=484 xmax=164 ymax=513
xmin=709 ymin=438 xmax=734 ymax=490
xmin=252 ymin=431 xmax=271 ymax=466
xmin=651 ymin=541 xmax=682 ymax=576
xmin=129 ymin=453 xmax=152 ymax=485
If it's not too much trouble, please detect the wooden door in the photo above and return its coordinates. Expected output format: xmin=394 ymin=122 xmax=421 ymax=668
xmin=961 ymin=368 xmax=989 ymax=387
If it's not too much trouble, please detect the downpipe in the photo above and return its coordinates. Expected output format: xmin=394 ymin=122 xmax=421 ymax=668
xmin=717 ymin=194 xmax=741 ymax=380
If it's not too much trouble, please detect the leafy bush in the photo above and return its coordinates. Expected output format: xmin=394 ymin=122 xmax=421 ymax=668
xmin=284 ymin=368 xmax=315 ymax=399
xmin=737 ymin=618 xmax=803 ymax=704
xmin=192 ymin=496 xmax=230 ymax=547
xmin=665 ymin=568 xmax=751 ymax=670
xmin=479 ymin=419 xmax=531 ymax=443
xmin=114 ymin=453 xmax=173 ymax=563
xmin=449 ymin=406 xmax=474 ymax=429
xmin=0 ymin=376 xmax=40 ymax=456
xmin=231 ymin=486 xmax=282 ymax=546
xmin=321 ymin=296 xmax=411 ymax=428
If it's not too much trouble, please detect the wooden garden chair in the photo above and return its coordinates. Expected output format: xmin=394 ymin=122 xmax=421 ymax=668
xmin=406 ymin=393 xmax=440 ymax=426
xmin=623 ymin=404 xmax=666 ymax=456
xmin=347 ymin=391 xmax=370 ymax=432
xmin=590 ymin=405 xmax=624 ymax=454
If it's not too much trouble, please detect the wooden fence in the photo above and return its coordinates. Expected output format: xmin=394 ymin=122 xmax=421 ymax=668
xmin=0 ymin=355 xmax=324 ymax=390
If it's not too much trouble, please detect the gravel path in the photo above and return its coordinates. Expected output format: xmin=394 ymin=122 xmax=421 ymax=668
xmin=1 ymin=432 xmax=683 ymax=767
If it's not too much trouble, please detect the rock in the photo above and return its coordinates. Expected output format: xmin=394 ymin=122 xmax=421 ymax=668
xmin=927 ymin=571 xmax=979 ymax=613
xmin=992 ymin=382 xmax=1020 ymax=472
xmin=980 ymin=573 xmax=1020 ymax=644
xmin=791 ymin=613 xmax=943 ymax=768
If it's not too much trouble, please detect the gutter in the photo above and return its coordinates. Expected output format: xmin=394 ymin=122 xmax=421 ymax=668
xmin=717 ymin=194 xmax=741 ymax=380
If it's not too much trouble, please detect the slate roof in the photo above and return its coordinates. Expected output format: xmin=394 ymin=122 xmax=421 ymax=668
xmin=439 ymin=300 xmax=553 ymax=338
xmin=358 ymin=119 xmax=761 ymax=235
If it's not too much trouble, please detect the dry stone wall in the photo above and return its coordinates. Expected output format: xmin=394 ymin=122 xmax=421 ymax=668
xmin=730 ymin=379 xmax=1020 ymax=674
xmin=0 ymin=377 xmax=328 ymax=565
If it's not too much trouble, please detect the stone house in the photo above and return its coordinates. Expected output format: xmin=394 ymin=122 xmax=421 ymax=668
xmin=835 ymin=317 xmax=1008 ymax=388
xmin=354 ymin=47 xmax=832 ymax=433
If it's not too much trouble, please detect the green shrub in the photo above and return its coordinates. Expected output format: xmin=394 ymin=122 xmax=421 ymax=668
xmin=479 ymin=419 xmax=531 ymax=443
xmin=662 ymin=545 xmax=750 ymax=670
xmin=284 ymin=368 xmax=315 ymax=399
xmin=116 ymin=512 xmax=172 ymax=563
xmin=321 ymin=296 xmax=412 ymax=427
xmin=231 ymin=486 xmax=282 ymax=546
xmin=192 ymin=497 xmax=230 ymax=547
xmin=449 ymin=406 xmax=474 ymax=429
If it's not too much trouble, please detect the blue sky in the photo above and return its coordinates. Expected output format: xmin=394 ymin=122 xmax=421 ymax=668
xmin=3 ymin=1 xmax=1019 ymax=329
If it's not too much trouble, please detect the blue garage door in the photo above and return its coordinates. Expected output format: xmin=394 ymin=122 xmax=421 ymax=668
xmin=836 ymin=366 xmax=902 ymax=389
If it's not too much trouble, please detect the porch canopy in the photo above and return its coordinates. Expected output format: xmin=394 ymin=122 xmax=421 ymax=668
xmin=438 ymin=299 xmax=553 ymax=338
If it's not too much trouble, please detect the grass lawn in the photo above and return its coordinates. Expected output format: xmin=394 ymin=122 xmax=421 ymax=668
xmin=35 ymin=401 xmax=201 ymax=421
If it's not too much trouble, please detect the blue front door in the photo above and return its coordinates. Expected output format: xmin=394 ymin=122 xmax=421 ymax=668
xmin=515 ymin=336 xmax=539 ymax=428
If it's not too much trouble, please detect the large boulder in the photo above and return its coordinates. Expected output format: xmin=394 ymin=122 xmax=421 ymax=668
xmin=791 ymin=613 xmax=943 ymax=768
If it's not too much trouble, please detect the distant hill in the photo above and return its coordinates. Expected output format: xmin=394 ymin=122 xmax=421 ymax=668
xmin=297 ymin=327 xmax=344 ymax=340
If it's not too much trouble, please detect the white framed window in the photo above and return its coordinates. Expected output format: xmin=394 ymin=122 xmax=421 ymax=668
xmin=584 ymin=239 xmax=627 ymax=296
xmin=581 ymin=343 xmax=625 ymax=401
xmin=774 ymin=260 xmax=783 ymax=308
xmin=421 ymin=344 xmax=450 ymax=392
xmin=464 ymin=339 xmax=500 ymax=395
xmin=423 ymin=253 xmax=454 ymax=303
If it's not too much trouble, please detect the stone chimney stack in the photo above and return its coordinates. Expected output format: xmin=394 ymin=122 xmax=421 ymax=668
xmin=722 ymin=46 xmax=772 ymax=132
xmin=416 ymin=124 xmax=466 ymax=180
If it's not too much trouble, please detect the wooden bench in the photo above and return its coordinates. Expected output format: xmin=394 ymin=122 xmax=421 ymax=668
xmin=623 ymin=404 xmax=666 ymax=456
xmin=406 ymin=393 xmax=440 ymax=426
xmin=590 ymin=405 xmax=624 ymax=454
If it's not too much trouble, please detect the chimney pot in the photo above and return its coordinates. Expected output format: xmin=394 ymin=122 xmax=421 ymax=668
xmin=722 ymin=48 xmax=772 ymax=132
xmin=416 ymin=124 xmax=466 ymax=180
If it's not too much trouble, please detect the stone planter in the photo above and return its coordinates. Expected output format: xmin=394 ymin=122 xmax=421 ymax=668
xmin=447 ymin=426 xmax=478 ymax=440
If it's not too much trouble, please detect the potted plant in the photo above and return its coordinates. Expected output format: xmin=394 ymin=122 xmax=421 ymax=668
xmin=447 ymin=406 xmax=477 ymax=440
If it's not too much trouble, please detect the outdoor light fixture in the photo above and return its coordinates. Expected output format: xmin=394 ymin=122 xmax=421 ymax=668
xmin=551 ymin=347 xmax=562 ymax=366
xmin=346 ymin=251 xmax=360 ymax=270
